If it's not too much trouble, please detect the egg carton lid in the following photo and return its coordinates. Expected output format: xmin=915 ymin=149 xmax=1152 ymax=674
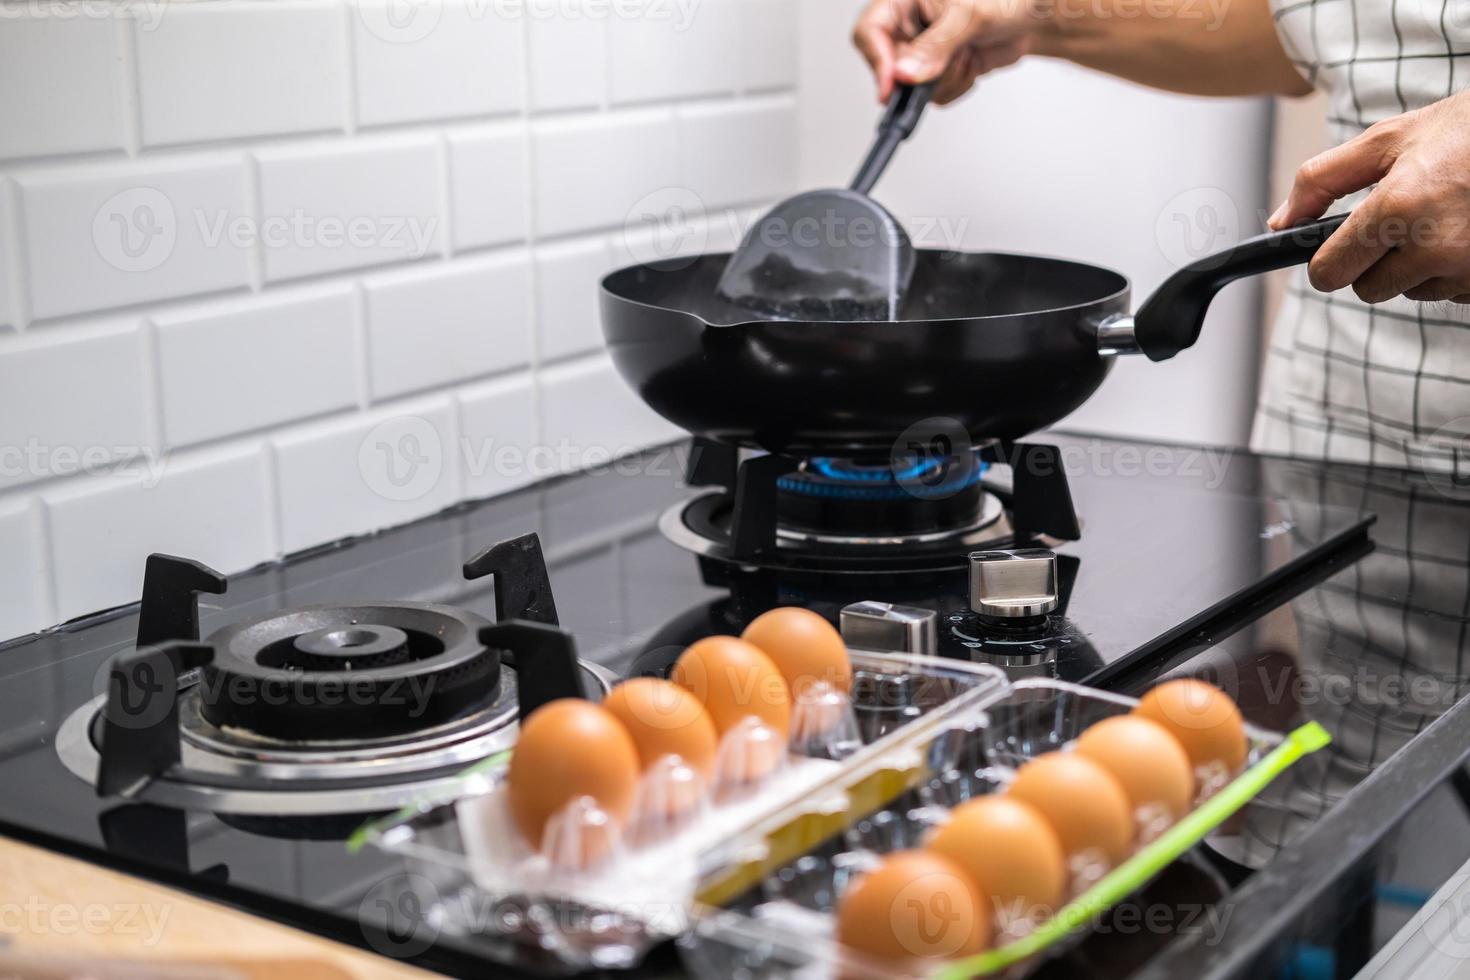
xmin=684 ymin=677 xmax=1332 ymax=979
xmin=348 ymin=650 xmax=1012 ymax=858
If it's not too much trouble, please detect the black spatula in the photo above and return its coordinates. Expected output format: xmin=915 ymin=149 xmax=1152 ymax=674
xmin=716 ymin=83 xmax=933 ymax=321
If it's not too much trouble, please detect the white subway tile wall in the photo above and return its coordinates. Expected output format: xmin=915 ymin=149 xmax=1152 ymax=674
xmin=606 ymin=0 xmax=741 ymax=105
xmin=457 ymin=372 xmax=540 ymax=499
xmin=19 ymin=157 xmax=253 ymax=319
xmin=271 ymin=399 xmax=460 ymax=553
xmin=447 ymin=123 xmax=530 ymax=251
xmin=44 ymin=447 xmax=275 ymax=620
xmin=154 ymin=286 xmax=360 ymax=446
xmin=0 ymin=16 xmax=127 ymax=161
xmin=539 ymin=354 xmax=676 ymax=473
xmin=677 ymin=96 xmax=797 ymax=208
xmin=0 ymin=320 xmax=151 ymax=494
xmin=535 ymin=236 xmax=612 ymax=361
xmin=350 ymin=0 xmax=524 ymax=126
xmin=253 ymin=136 xmax=445 ymax=282
xmin=526 ymin=0 xmax=605 ymax=111
xmin=741 ymin=0 xmax=798 ymax=90
xmin=0 ymin=502 xmax=46 ymax=641
xmin=135 ymin=1 xmax=348 ymax=147
xmin=364 ymin=251 xmax=533 ymax=399
xmin=0 ymin=0 xmax=796 ymax=635
xmin=530 ymin=108 xmax=679 ymax=237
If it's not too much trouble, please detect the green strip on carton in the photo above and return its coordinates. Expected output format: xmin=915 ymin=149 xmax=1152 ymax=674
xmin=933 ymin=721 xmax=1332 ymax=980
xmin=345 ymin=748 xmax=513 ymax=853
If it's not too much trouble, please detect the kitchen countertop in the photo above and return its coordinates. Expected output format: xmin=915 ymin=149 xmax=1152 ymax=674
xmin=0 ymin=837 xmax=438 ymax=979
xmin=2 ymin=432 xmax=1469 ymax=978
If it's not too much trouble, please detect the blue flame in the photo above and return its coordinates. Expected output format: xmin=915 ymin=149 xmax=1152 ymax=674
xmin=778 ymin=456 xmax=988 ymax=501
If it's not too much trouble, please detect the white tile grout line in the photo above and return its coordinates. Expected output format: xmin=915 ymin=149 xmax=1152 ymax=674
xmin=732 ymin=0 xmax=747 ymax=99
xmin=138 ymin=313 xmax=167 ymax=463
xmin=351 ymin=279 xmax=372 ymax=410
xmin=598 ymin=0 xmax=613 ymax=113
xmin=0 ymin=179 xmax=21 ymax=332
xmin=436 ymin=133 xmax=454 ymax=261
xmin=260 ymin=435 xmax=286 ymax=565
xmin=242 ymin=152 xmax=265 ymax=292
xmin=445 ymin=376 xmax=467 ymax=502
xmin=340 ymin=0 xmax=360 ymax=138
xmin=517 ymin=7 xmax=549 ymax=454
xmin=3 ymin=177 xmax=33 ymax=332
xmin=116 ymin=12 xmax=144 ymax=158
xmin=30 ymin=495 xmax=58 ymax=633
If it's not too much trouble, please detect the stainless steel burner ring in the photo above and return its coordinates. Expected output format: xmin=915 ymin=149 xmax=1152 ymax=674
xmin=55 ymin=661 xmax=616 ymax=816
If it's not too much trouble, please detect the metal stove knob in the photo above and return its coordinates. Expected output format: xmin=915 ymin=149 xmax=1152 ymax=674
xmin=968 ymin=548 xmax=1059 ymax=620
xmin=840 ymin=601 xmax=938 ymax=656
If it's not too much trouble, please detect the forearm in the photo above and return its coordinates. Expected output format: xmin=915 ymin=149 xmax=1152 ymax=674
xmin=1031 ymin=0 xmax=1313 ymax=97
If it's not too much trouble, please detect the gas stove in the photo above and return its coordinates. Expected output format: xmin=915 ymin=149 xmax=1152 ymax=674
xmin=0 ymin=434 xmax=1376 ymax=978
xmin=52 ymin=536 xmax=614 ymax=829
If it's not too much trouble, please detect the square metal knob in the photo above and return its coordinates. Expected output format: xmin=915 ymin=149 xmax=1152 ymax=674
xmin=968 ymin=549 xmax=1059 ymax=620
xmin=839 ymin=601 xmax=938 ymax=656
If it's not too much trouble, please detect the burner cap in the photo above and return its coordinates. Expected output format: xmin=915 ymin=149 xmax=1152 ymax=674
xmin=276 ymin=625 xmax=412 ymax=671
xmin=200 ymin=603 xmax=499 ymax=740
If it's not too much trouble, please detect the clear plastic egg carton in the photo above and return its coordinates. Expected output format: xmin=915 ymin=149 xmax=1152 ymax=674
xmin=681 ymin=678 xmax=1330 ymax=980
xmin=355 ymin=652 xmax=1009 ymax=973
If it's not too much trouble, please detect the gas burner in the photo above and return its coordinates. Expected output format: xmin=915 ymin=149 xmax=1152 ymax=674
xmin=56 ymin=536 xmax=614 ymax=819
xmin=202 ymin=603 xmax=500 ymax=740
xmin=663 ymin=439 xmax=1082 ymax=574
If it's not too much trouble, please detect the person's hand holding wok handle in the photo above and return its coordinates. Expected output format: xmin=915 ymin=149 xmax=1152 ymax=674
xmin=1268 ymin=92 xmax=1470 ymax=305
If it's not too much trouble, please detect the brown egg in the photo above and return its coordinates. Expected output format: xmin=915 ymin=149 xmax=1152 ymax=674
xmin=925 ymin=796 xmax=1067 ymax=918
xmin=741 ymin=607 xmax=853 ymax=697
xmin=1007 ymin=752 xmax=1134 ymax=864
xmin=602 ymin=678 xmax=720 ymax=777
xmin=1075 ymin=715 xmax=1195 ymax=819
xmin=670 ymin=636 xmax=791 ymax=739
xmin=506 ymin=699 xmax=640 ymax=850
xmin=836 ymin=851 xmax=990 ymax=962
xmin=1134 ymin=679 xmax=1247 ymax=776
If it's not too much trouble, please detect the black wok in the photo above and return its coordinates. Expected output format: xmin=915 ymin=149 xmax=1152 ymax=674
xmin=599 ymin=214 xmax=1347 ymax=456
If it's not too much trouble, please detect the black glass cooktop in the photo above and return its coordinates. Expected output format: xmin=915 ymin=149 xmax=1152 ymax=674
xmin=0 ymin=433 xmax=1380 ymax=978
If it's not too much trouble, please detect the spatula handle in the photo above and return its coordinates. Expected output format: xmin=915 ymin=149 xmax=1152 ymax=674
xmin=851 ymin=83 xmax=934 ymax=195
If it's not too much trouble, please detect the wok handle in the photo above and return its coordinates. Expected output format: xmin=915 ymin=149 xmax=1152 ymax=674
xmin=851 ymin=83 xmax=934 ymax=196
xmin=1117 ymin=213 xmax=1350 ymax=361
